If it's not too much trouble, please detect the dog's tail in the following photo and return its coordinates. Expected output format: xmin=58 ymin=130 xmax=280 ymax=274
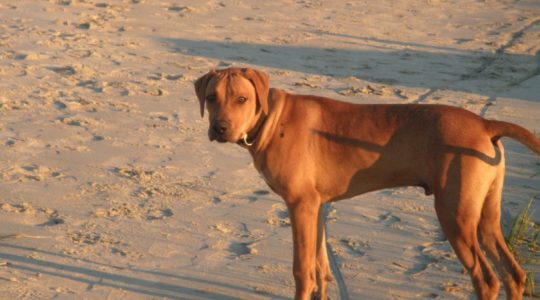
xmin=487 ymin=120 xmax=540 ymax=155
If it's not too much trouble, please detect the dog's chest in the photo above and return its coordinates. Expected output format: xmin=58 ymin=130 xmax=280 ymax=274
xmin=253 ymin=161 xmax=281 ymax=195
xmin=256 ymin=168 xmax=277 ymax=193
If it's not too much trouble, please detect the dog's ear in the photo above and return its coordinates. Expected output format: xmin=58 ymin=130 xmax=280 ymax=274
xmin=194 ymin=71 xmax=216 ymax=117
xmin=242 ymin=68 xmax=270 ymax=115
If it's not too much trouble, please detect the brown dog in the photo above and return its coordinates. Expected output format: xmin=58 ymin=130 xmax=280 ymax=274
xmin=194 ymin=67 xmax=540 ymax=300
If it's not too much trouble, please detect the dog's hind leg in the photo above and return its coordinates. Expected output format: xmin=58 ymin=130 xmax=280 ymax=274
xmin=478 ymin=163 xmax=526 ymax=300
xmin=434 ymin=155 xmax=500 ymax=300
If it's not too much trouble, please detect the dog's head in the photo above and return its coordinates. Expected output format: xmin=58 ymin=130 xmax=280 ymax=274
xmin=194 ymin=68 xmax=269 ymax=143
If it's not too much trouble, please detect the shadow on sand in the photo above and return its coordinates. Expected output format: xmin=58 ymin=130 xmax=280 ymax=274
xmin=159 ymin=34 xmax=540 ymax=102
xmin=0 ymin=242 xmax=284 ymax=299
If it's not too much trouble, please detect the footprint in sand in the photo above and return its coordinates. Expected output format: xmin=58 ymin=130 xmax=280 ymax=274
xmin=93 ymin=202 xmax=173 ymax=221
xmin=247 ymin=189 xmax=270 ymax=202
xmin=110 ymin=165 xmax=190 ymax=199
xmin=401 ymin=241 xmax=458 ymax=277
xmin=266 ymin=203 xmax=290 ymax=227
xmin=1 ymin=203 xmax=65 ymax=226
xmin=338 ymin=84 xmax=396 ymax=98
xmin=48 ymin=66 xmax=77 ymax=76
xmin=112 ymin=165 xmax=165 ymax=183
xmin=12 ymin=51 xmax=47 ymax=61
xmin=58 ymin=115 xmax=102 ymax=128
xmin=1 ymin=164 xmax=67 ymax=182
xmin=209 ymin=221 xmax=262 ymax=260
xmin=66 ymin=230 xmax=128 ymax=256
xmin=167 ymin=5 xmax=194 ymax=16
xmin=340 ymin=237 xmax=370 ymax=257
xmin=54 ymin=96 xmax=100 ymax=112
xmin=0 ymin=96 xmax=29 ymax=111
xmin=378 ymin=211 xmax=401 ymax=226
xmin=228 ymin=241 xmax=258 ymax=260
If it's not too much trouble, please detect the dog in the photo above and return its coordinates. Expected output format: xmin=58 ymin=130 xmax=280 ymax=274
xmin=194 ymin=67 xmax=540 ymax=300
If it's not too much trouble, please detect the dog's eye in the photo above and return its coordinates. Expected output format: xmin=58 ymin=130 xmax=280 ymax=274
xmin=206 ymin=95 xmax=216 ymax=102
xmin=237 ymin=96 xmax=247 ymax=103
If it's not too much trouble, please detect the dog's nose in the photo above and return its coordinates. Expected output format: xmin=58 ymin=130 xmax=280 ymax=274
xmin=213 ymin=120 xmax=229 ymax=134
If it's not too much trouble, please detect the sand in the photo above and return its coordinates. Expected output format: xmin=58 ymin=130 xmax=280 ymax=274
xmin=0 ymin=0 xmax=539 ymax=299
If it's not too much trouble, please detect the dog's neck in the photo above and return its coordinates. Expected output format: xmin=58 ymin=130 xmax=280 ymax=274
xmin=238 ymin=111 xmax=267 ymax=148
xmin=243 ymin=88 xmax=286 ymax=153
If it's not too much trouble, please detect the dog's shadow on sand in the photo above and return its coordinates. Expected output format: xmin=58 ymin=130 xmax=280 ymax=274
xmin=0 ymin=242 xmax=285 ymax=299
xmin=159 ymin=33 xmax=540 ymax=102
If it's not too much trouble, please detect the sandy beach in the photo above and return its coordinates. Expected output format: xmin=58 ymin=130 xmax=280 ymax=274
xmin=0 ymin=0 xmax=539 ymax=299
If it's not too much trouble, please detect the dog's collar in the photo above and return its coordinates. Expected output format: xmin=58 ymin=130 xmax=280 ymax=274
xmin=239 ymin=113 xmax=267 ymax=147
xmin=242 ymin=132 xmax=254 ymax=146
xmin=240 ymin=89 xmax=276 ymax=148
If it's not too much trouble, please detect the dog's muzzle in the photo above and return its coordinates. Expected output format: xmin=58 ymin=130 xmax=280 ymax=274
xmin=209 ymin=119 xmax=230 ymax=142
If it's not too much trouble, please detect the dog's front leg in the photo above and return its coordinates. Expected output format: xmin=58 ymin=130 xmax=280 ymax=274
xmin=287 ymin=195 xmax=320 ymax=300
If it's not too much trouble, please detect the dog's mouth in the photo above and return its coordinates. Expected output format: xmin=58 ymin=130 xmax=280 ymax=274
xmin=208 ymin=131 xmax=226 ymax=143
xmin=208 ymin=129 xmax=238 ymax=143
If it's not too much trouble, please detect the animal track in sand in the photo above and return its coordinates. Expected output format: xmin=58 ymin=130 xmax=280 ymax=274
xmin=0 ymin=164 xmax=68 ymax=182
xmin=211 ymin=223 xmax=233 ymax=234
xmin=47 ymin=64 xmax=100 ymax=90
xmin=0 ymin=96 xmax=30 ymax=111
xmin=54 ymin=97 xmax=99 ymax=112
xmin=68 ymin=230 xmax=122 ymax=246
xmin=247 ymin=190 xmax=270 ymax=202
xmin=257 ymin=263 xmax=287 ymax=274
xmin=112 ymin=165 xmax=165 ymax=184
xmin=58 ymin=115 xmax=103 ymax=128
xmin=340 ymin=237 xmax=370 ymax=257
xmin=5 ymin=137 xmax=45 ymax=153
xmin=1 ymin=202 xmax=65 ymax=226
xmin=228 ymin=241 xmax=258 ymax=259
xmin=93 ymin=202 xmax=173 ymax=221
xmin=4 ymin=50 xmax=47 ymax=61
xmin=47 ymin=66 xmax=77 ymax=76
xmin=166 ymin=5 xmax=194 ymax=15
xmin=266 ymin=203 xmax=290 ymax=227
xmin=64 ymin=216 xmax=142 ymax=257
xmin=338 ymin=84 xmax=405 ymax=99
xmin=378 ymin=211 xmax=402 ymax=227
xmin=111 ymin=165 xmax=192 ymax=199
xmin=212 ymin=189 xmax=271 ymax=204
xmin=401 ymin=241 xmax=458 ymax=277
xmin=293 ymin=76 xmax=323 ymax=89
xmin=208 ymin=221 xmax=263 ymax=261
xmin=53 ymin=90 xmax=138 ymax=113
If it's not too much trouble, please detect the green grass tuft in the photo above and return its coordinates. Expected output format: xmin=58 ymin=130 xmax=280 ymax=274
xmin=505 ymin=197 xmax=540 ymax=298
xmin=525 ymin=272 xmax=537 ymax=299
xmin=505 ymin=198 xmax=534 ymax=251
